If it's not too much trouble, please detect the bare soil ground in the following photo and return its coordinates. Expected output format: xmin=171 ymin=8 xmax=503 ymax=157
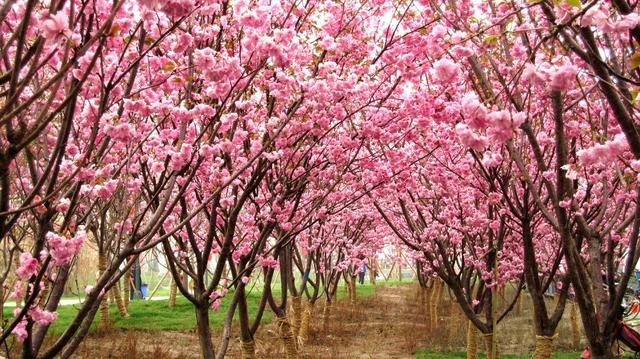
xmin=304 ymin=284 xmax=584 ymax=358
xmin=302 ymin=285 xmax=427 ymax=358
xmin=71 ymin=284 xmax=585 ymax=358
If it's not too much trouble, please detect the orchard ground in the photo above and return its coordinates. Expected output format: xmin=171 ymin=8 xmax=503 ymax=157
xmin=11 ymin=280 xmax=598 ymax=358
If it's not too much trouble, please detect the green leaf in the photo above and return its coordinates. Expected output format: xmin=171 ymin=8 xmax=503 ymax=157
xmin=108 ymin=24 xmax=121 ymax=37
xmin=631 ymin=53 xmax=640 ymax=69
xmin=484 ymin=35 xmax=498 ymax=45
xmin=162 ymin=60 xmax=175 ymax=72
xmin=144 ymin=37 xmax=156 ymax=46
xmin=565 ymin=0 xmax=581 ymax=7
xmin=631 ymin=87 xmax=640 ymax=105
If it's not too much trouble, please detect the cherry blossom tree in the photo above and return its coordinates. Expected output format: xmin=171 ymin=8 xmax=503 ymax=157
xmin=0 ymin=0 xmax=190 ymax=356
xmin=5 ymin=0 xmax=640 ymax=359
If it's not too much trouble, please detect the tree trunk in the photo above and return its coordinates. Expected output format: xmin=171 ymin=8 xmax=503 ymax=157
xmin=182 ymin=271 xmax=189 ymax=295
xmin=467 ymin=320 xmax=477 ymax=359
xmin=59 ymin=298 xmax=102 ymax=359
xmin=237 ymin=283 xmax=255 ymax=359
xmin=344 ymin=278 xmax=350 ymax=300
xmin=114 ymin=281 xmax=129 ymax=318
xmin=195 ymin=305 xmax=215 ymax=359
xmin=322 ymin=300 xmax=331 ymax=330
xmin=98 ymin=250 xmax=110 ymax=329
xmin=109 ymin=284 xmax=116 ymax=305
xmin=241 ymin=340 xmax=255 ymax=359
xmin=290 ymin=296 xmax=302 ymax=339
xmin=124 ymin=266 xmax=131 ymax=308
xmin=40 ymin=280 xmax=49 ymax=304
xmin=277 ymin=316 xmax=298 ymax=359
xmin=169 ymin=277 xmax=177 ymax=307
xmin=349 ymin=277 xmax=356 ymax=304
xmin=534 ymin=334 xmax=555 ymax=359
xmin=299 ymin=300 xmax=313 ymax=344
xmin=587 ymin=238 xmax=607 ymax=315
xmin=590 ymin=341 xmax=614 ymax=359
xmin=483 ymin=332 xmax=499 ymax=359
xmin=32 ymin=265 xmax=70 ymax=354
xmin=430 ymin=281 xmax=440 ymax=328
xmin=0 ymin=286 xmax=4 ymax=326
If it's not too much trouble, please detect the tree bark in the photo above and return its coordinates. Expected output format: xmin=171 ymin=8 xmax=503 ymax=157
xmin=290 ymin=295 xmax=302 ymax=339
xmin=169 ymin=277 xmax=177 ymax=307
xmin=467 ymin=320 xmax=477 ymax=359
xmin=113 ymin=281 xmax=129 ymax=318
xmin=534 ymin=335 xmax=554 ymax=359
xmin=349 ymin=276 xmax=356 ymax=304
xmin=195 ymin=304 xmax=215 ymax=359
xmin=483 ymin=332 xmax=499 ymax=359
xmin=98 ymin=250 xmax=110 ymax=329
xmin=322 ymin=300 xmax=331 ymax=330
xmin=32 ymin=266 xmax=71 ymax=354
xmin=241 ymin=340 xmax=256 ymax=359
xmin=299 ymin=300 xmax=313 ymax=344
xmin=124 ymin=266 xmax=131 ymax=308
xmin=277 ymin=315 xmax=298 ymax=359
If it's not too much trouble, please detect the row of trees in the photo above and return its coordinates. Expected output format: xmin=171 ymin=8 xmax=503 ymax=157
xmin=2 ymin=0 xmax=640 ymax=358
xmin=0 ymin=0 xmax=405 ymax=357
xmin=364 ymin=0 xmax=640 ymax=358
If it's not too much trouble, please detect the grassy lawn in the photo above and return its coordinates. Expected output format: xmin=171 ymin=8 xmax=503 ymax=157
xmin=112 ymin=291 xmax=270 ymax=332
xmin=7 ymin=291 xmax=268 ymax=335
xmin=414 ymin=350 xmax=584 ymax=358
xmin=5 ymin=279 xmax=405 ymax=335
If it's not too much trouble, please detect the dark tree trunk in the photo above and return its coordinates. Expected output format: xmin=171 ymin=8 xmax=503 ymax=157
xmin=195 ymin=304 xmax=215 ymax=359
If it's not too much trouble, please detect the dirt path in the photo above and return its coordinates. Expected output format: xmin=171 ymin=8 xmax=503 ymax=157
xmin=302 ymin=284 xmax=585 ymax=358
xmin=71 ymin=283 xmax=585 ymax=358
xmin=303 ymin=284 xmax=426 ymax=358
xmin=72 ymin=284 xmax=427 ymax=358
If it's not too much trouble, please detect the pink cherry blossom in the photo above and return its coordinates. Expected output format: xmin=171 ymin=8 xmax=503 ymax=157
xmin=42 ymin=12 xmax=69 ymax=39
xmin=47 ymin=230 xmax=85 ymax=266
xmin=12 ymin=317 xmax=28 ymax=342
xmin=549 ymin=64 xmax=578 ymax=91
xmin=431 ymin=58 xmax=460 ymax=84
xmin=29 ymin=307 xmax=58 ymax=325
xmin=10 ymin=282 xmax=24 ymax=300
xmin=16 ymin=253 xmax=38 ymax=280
xmin=56 ymin=198 xmax=71 ymax=213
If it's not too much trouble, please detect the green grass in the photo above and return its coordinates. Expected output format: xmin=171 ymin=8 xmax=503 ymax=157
xmin=5 ymin=279 xmax=401 ymax=335
xmin=6 ymin=290 xmax=270 ymax=335
xmin=114 ymin=291 xmax=271 ymax=331
xmin=414 ymin=350 xmax=584 ymax=358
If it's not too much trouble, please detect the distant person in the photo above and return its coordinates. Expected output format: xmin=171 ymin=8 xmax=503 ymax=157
xmin=358 ymin=262 xmax=367 ymax=285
